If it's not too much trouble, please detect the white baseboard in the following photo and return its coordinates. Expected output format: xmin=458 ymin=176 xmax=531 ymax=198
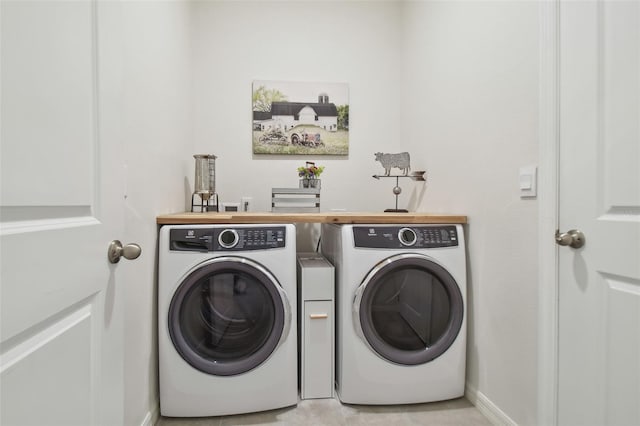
xmin=465 ymin=382 xmax=517 ymax=426
xmin=140 ymin=405 xmax=159 ymax=426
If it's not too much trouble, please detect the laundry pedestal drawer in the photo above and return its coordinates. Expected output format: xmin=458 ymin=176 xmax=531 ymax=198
xmin=297 ymin=253 xmax=334 ymax=399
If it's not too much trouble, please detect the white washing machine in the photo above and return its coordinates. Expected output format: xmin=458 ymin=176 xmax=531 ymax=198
xmin=321 ymin=223 xmax=467 ymax=405
xmin=158 ymin=224 xmax=297 ymax=417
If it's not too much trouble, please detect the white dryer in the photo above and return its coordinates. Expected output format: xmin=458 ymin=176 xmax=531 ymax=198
xmin=158 ymin=224 xmax=297 ymax=417
xmin=321 ymin=223 xmax=466 ymax=405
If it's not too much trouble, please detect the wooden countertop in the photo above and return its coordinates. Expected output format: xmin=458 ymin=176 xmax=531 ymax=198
xmin=156 ymin=212 xmax=467 ymax=225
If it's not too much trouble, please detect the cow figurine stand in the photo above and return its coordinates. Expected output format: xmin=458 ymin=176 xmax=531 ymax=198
xmin=372 ymin=170 xmax=426 ymax=213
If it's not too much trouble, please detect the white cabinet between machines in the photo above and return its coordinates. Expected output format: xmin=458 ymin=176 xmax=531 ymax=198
xmin=297 ymin=253 xmax=335 ymax=399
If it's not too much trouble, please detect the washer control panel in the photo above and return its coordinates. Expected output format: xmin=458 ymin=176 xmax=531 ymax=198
xmin=353 ymin=225 xmax=458 ymax=249
xmin=170 ymin=226 xmax=286 ymax=252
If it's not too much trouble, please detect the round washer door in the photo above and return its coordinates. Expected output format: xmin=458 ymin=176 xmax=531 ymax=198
xmin=168 ymin=256 xmax=290 ymax=376
xmin=354 ymin=253 xmax=463 ymax=365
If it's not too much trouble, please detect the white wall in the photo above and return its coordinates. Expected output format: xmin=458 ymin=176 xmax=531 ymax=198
xmin=191 ymin=1 xmax=404 ymax=236
xmin=118 ymin=2 xmax=194 ymax=425
xmin=400 ymin=2 xmax=539 ymax=425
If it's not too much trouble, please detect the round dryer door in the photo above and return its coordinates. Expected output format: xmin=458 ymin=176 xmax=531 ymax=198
xmin=168 ymin=256 xmax=290 ymax=376
xmin=354 ymin=253 xmax=463 ymax=365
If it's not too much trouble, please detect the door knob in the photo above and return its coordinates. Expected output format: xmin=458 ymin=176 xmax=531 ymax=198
xmin=555 ymin=229 xmax=585 ymax=249
xmin=108 ymin=240 xmax=142 ymax=264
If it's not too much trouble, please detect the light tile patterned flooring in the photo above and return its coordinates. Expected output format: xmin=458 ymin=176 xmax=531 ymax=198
xmin=156 ymin=397 xmax=492 ymax=426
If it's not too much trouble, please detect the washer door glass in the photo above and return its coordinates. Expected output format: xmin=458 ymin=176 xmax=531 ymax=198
xmin=169 ymin=257 xmax=288 ymax=376
xmin=356 ymin=254 xmax=463 ymax=365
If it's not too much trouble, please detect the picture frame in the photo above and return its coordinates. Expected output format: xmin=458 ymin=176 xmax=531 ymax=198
xmin=252 ymin=80 xmax=349 ymax=156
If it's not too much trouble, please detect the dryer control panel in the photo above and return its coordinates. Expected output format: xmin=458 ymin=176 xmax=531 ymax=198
xmin=353 ymin=225 xmax=459 ymax=249
xmin=169 ymin=226 xmax=286 ymax=252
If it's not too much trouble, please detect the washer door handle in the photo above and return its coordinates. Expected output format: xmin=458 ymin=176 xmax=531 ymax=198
xmin=108 ymin=240 xmax=142 ymax=264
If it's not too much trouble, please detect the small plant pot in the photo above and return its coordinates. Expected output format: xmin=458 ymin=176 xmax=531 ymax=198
xmin=300 ymin=179 xmax=321 ymax=189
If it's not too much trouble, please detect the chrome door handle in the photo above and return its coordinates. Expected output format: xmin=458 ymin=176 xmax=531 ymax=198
xmin=555 ymin=229 xmax=585 ymax=249
xmin=108 ymin=240 xmax=142 ymax=264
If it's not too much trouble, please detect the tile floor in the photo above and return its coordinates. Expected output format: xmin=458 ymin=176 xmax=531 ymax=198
xmin=156 ymin=396 xmax=492 ymax=426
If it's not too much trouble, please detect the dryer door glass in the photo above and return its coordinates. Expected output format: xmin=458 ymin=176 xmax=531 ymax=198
xmin=357 ymin=254 xmax=463 ymax=365
xmin=168 ymin=257 xmax=288 ymax=376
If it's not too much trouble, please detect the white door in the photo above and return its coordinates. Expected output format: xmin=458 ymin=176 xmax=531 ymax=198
xmin=558 ymin=1 xmax=640 ymax=425
xmin=0 ymin=1 xmax=130 ymax=424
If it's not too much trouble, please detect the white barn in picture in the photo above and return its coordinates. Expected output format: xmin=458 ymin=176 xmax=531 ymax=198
xmin=254 ymin=93 xmax=338 ymax=132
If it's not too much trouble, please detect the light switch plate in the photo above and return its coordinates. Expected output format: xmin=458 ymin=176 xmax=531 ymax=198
xmin=519 ymin=166 xmax=537 ymax=198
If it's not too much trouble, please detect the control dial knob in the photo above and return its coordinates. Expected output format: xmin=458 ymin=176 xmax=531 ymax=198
xmin=398 ymin=227 xmax=417 ymax=246
xmin=218 ymin=229 xmax=239 ymax=248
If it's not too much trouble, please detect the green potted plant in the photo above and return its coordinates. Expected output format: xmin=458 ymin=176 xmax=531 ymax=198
xmin=297 ymin=162 xmax=324 ymax=188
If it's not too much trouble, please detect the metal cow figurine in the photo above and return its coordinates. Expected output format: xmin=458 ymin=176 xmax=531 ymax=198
xmin=374 ymin=152 xmax=411 ymax=175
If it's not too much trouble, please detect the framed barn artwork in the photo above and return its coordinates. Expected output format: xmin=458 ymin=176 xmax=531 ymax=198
xmin=252 ymin=80 xmax=349 ymax=155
